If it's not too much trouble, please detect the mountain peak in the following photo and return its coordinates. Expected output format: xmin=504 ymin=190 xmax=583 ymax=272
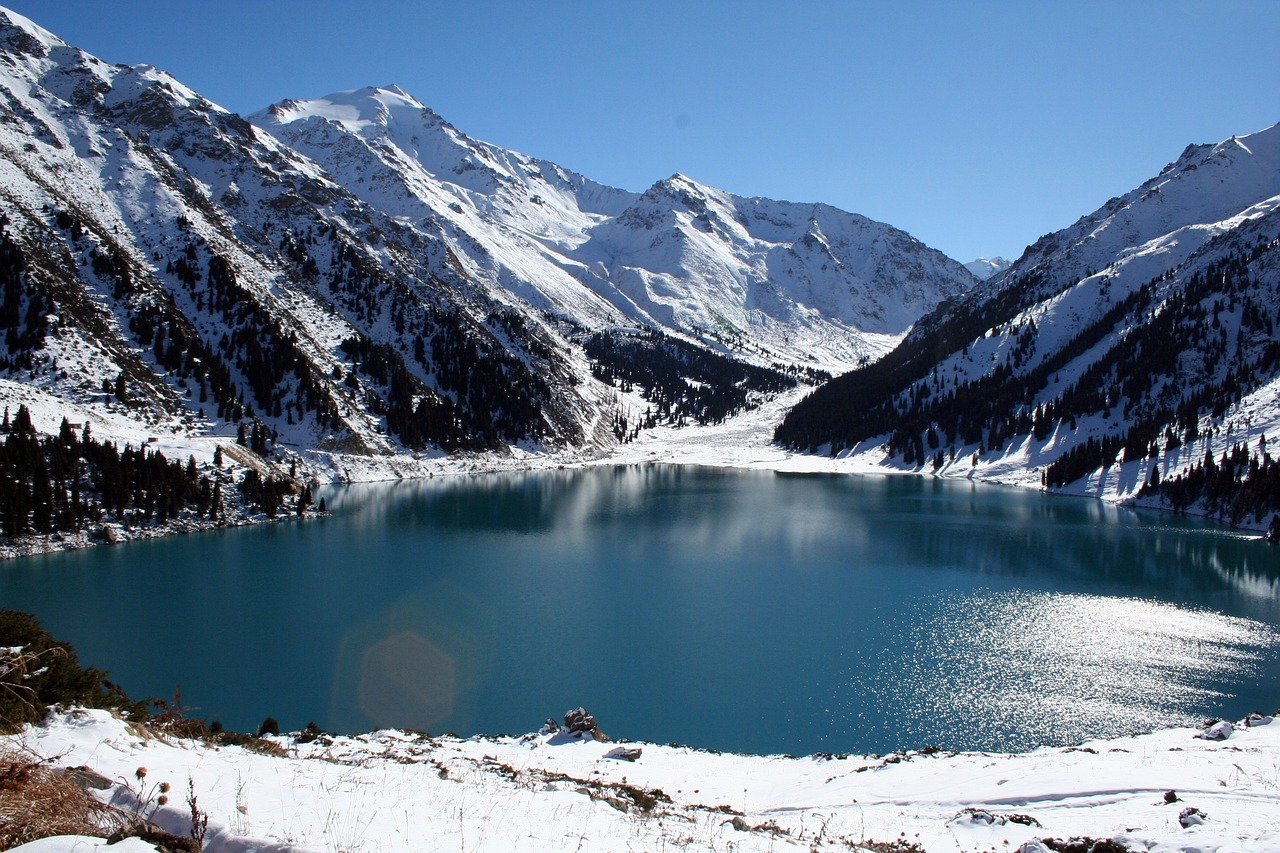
xmin=376 ymin=83 xmax=412 ymax=97
xmin=642 ymin=173 xmax=724 ymax=207
xmin=1163 ymin=121 xmax=1280 ymax=178
xmin=254 ymin=84 xmax=438 ymax=135
xmin=964 ymin=257 xmax=1012 ymax=281
xmin=1216 ymin=121 xmax=1280 ymax=162
xmin=351 ymin=83 xmax=427 ymax=111
xmin=651 ymin=173 xmax=704 ymax=192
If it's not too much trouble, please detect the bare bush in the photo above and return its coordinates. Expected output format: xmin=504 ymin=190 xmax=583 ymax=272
xmin=0 ymin=745 xmax=131 ymax=848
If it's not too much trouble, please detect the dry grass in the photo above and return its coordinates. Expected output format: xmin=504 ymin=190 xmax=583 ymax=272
xmin=0 ymin=646 xmax=66 ymax=733
xmin=0 ymin=745 xmax=130 ymax=849
xmin=208 ymin=730 xmax=289 ymax=757
xmin=857 ymin=841 xmax=928 ymax=853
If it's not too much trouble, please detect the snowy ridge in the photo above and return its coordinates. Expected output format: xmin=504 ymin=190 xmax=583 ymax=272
xmin=982 ymin=122 xmax=1280 ymax=305
xmin=778 ymin=121 xmax=1280 ymax=526
xmin=11 ymin=707 xmax=1280 ymax=852
xmin=251 ymin=85 xmax=643 ymax=332
xmin=253 ymin=87 xmax=974 ymax=373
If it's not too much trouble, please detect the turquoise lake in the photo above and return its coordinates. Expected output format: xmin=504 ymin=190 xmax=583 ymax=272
xmin=3 ymin=465 xmax=1279 ymax=756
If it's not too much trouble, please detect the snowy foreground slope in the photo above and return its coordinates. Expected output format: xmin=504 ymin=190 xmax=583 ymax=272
xmin=9 ymin=707 xmax=1280 ymax=852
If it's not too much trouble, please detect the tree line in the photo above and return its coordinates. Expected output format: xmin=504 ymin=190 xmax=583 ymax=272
xmin=1138 ymin=439 xmax=1280 ymax=530
xmin=0 ymin=405 xmax=305 ymax=539
xmin=585 ymin=329 xmax=796 ymax=435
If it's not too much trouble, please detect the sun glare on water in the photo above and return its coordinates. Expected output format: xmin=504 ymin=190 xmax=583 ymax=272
xmin=866 ymin=591 xmax=1278 ymax=752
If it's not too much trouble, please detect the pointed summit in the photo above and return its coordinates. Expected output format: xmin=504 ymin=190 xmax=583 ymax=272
xmin=376 ymin=83 xmax=415 ymax=99
xmin=638 ymin=173 xmax=727 ymax=212
xmin=645 ymin=173 xmax=693 ymax=193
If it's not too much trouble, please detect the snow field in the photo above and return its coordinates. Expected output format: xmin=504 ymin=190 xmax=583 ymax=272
xmin=10 ymin=707 xmax=1280 ymax=852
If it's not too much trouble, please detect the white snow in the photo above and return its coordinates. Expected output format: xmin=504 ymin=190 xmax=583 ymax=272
xmin=8 ymin=707 xmax=1280 ymax=852
xmin=964 ymin=256 xmax=1011 ymax=280
xmin=252 ymin=88 xmax=974 ymax=374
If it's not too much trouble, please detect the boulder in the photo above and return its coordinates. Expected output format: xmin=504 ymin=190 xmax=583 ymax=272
xmin=1194 ymin=720 xmax=1233 ymax=741
xmin=562 ymin=707 xmax=608 ymax=740
xmin=1178 ymin=806 xmax=1207 ymax=827
xmin=563 ymin=707 xmax=596 ymax=734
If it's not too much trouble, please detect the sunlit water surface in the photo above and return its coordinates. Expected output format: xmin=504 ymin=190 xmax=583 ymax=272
xmin=4 ymin=466 xmax=1278 ymax=755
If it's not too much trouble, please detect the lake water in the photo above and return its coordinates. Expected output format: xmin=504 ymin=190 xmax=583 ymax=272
xmin=4 ymin=466 xmax=1279 ymax=756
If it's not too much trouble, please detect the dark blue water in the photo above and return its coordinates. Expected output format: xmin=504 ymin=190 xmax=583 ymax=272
xmin=3 ymin=466 xmax=1278 ymax=755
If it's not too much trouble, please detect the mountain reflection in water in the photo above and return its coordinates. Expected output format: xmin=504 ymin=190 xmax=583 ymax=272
xmin=5 ymin=466 xmax=1277 ymax=755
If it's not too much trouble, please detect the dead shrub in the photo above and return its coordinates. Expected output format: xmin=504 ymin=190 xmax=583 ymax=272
xmin=0 ymin=745 xmax=130 ymax=848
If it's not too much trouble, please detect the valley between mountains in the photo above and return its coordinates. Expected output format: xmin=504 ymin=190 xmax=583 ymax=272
xmin=2 ymin=7 xmax=1280 ymax=853
xmin=0 ymin=4 xmax=1278 ymax=554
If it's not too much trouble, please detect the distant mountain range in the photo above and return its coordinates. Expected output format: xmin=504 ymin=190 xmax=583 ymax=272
xmin=964 ymin=257 xmax=1011 ymax=280
xmin=252 ymin=86 xmax=974 ymax=372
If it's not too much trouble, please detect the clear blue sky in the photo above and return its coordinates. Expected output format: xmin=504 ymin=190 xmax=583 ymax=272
xmin=9 ymin=1 xmax=1278 ymax=263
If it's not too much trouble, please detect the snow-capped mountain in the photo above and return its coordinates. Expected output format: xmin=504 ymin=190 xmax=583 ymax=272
xmin=250 ymin=85 xmax=639 ymax=330
xmin=252 ymin=86 xmax=975 ymax=372
xmin=778 ymin=122 xmax=1280 ymax=525
xmin=574 ymin=173 xmax=974 ymax=368
xmin=0 ymin=7 xmax=597 ymax=466
xmin=964 ymin=257 xmax=1011 ymax=280
xmin=0 ymin=5 xmax=974 ymax=490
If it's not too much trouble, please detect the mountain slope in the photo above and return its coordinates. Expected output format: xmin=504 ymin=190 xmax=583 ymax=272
xmin=574 ymin=173 xmax=974 ymax=369
xmin=0 ymin=7 xmax=609 ymax=475
xmin=0 ymin=1 xmax=977 ymax=517
xmin=250 ymin=85 xmax=639 ymax=331
xmin=251 ymin=86 xmax=975 ymax=373
xmin=777 ymin=122 xmax=1280 ymax=526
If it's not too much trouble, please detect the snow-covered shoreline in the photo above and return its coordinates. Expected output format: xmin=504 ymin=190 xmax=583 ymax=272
xmin=8 ymin=706 xmax=1280 ymax=852
xmin=310 ymin=385 xmax=1278 ymax=536
xmin=3 ymin=383 xmax=1272 ymax=563
xmin=0 ymin=511 xmax=318 ymax=563
xmin=5 ymin=393 xmax=1278 ymax=853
